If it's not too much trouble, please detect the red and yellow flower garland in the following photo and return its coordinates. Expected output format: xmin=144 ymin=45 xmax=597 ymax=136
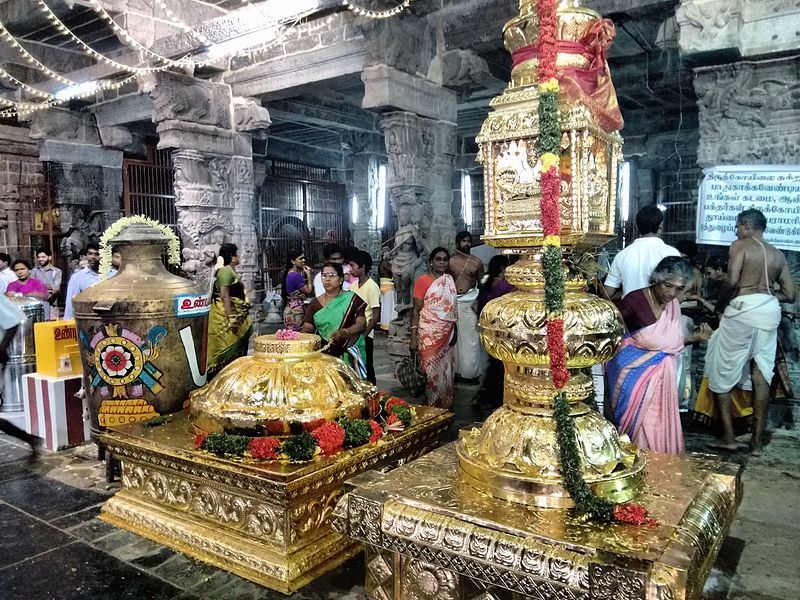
xmin=535 ymin=0 xmax=653 ymax=526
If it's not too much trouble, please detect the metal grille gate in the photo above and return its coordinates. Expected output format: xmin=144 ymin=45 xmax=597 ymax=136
xmin=122 ymin=147 xmax=176 ymax=226
xmin=257 ymin=160 xmax=348 ymax=293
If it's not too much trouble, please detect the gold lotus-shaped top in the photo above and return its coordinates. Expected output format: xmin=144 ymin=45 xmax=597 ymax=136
xmin=189 ymin=333 xmax=378 ymax=433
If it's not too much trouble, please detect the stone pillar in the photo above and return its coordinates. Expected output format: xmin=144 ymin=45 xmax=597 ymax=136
xmin=29 ymin=109 xmax=123 ymax=269
xmin=350 ymin=151 xmax=382 ymax=262
xmin=431 ymin=120 xmax=458 ymax=252
xmin=144 ymin=73 xmax=270 ymax=293
xmin=363 ymin=65 xmax=459 ymax=359
xmin=678 ymin=0 xmax=800 ymax=413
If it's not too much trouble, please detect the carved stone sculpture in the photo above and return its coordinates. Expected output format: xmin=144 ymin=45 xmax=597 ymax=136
xmin=233 ymin=97 xmax=271 ymax=133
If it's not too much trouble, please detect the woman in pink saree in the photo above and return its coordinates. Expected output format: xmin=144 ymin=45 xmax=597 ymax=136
xmin=606 ymin=257 xmax=711 ymax=454
xmin=410 ymin=247 xmax=458 ymax=408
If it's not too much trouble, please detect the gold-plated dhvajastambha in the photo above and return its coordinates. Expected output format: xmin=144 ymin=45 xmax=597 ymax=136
xmin=456 ymin=0 xmax=642 ymax=507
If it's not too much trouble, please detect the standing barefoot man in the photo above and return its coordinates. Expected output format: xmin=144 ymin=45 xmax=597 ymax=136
xmin=705 ymin=209 xmax=795 ymax=455
xmin=449 ymin=231 xmax=484 ymax=384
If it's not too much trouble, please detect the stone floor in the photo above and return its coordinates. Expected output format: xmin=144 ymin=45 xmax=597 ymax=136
xmin=0 ymin=333 xmax=798 ymax=599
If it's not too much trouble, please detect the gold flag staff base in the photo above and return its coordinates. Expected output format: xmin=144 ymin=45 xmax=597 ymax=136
xmin=98 ymin=409 xmax=453 ymax=594
xmin=333 ymin=442 xmax=742 ymax=600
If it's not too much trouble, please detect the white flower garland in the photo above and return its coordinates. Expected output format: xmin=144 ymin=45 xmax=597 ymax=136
xmin=99 ymin=215 xmax=181 ymax=280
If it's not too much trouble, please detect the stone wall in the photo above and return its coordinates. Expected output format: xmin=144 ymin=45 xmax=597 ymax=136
xmin=680 ymin=0 xmax=800 ymax=414
xmin=0 ymin=124 xmax=43 ymax=255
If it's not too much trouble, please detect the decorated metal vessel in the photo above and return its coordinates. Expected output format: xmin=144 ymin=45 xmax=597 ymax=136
xmin=457 ymin=0 xmax=644 ymax=507
xmin=73 ymin=221 xmax=209 ymax=437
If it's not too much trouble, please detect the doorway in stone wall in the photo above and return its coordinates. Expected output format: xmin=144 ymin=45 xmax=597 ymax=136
xmin=122 ymin=146 xmax=176 ymax=226
xmin=257 ymin=160 xmax=348 ymax=295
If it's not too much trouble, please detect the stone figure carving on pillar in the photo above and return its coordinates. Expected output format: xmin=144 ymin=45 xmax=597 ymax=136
xmin=144 ymin=72 xmax=230 ymax=129
xmin=387 ymin=225 xmax=425 ymax=313
xmin=694 ymin=58 xmax=800 ymax=166
xmin=385 ymin=224 xmax=425 ymax=357
xmin=233 ymin=97 xmax=271 ymax=134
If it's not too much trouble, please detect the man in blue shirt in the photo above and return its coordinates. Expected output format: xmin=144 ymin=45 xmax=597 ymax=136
xmin=64 ymin=242 xmax=101 ymax=319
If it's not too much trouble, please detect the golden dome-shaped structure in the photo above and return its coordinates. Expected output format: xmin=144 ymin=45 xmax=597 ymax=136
xmin=189 ymin=333 xmax=378 ymax=433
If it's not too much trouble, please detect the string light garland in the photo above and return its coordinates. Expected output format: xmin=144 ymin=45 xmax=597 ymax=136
xmin=88 ymin=0 xmax=205 ymax=68
xmin=0 ymin=21 xmax=72 ymax=84
xmin=0 ymin=19 xmax=141 ymax=104
xmin=37 ymin=0 xmax=177 ymax=74
xmin=152 ymin=0 xmax=211 ymax=48
xmin=0 ymin=66 xmax=53 ymax=98
xmin=343 ymin=0 xmax=412 ymax=19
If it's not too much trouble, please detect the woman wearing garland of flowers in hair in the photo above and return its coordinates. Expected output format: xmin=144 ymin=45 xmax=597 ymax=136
xmin=207 ymin=243 xmax=252 ymax=377
xmin=302 ymin=261 xmax=368 ymax=377
xmin=606 ymin=257 xmax=712 ymax=454
xmin=410 ymin=247 xmax=458 ymax=409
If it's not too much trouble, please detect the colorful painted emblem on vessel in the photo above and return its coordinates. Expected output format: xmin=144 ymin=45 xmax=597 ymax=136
xmin=80 ymin=324 xmax=167 ymax=425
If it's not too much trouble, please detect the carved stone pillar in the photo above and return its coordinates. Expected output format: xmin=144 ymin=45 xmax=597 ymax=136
xmin=350 ymin=151 xmax=382 ymax=264
xmin=145 ymin=73 xmax=270 ymax=293
xmin=430 ymin=120 xmax=457 ymax=251
xmin=29 ymin=108 xmax=123 ymax=269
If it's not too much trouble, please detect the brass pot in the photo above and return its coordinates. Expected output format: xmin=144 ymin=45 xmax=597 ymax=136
xmin=73 ymin=223 xmax=209 ymax=437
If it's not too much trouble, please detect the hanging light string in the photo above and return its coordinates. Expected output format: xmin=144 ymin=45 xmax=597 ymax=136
xmin=37 ymin=0 xmax=177 ymax=74
xmin=343 ymin=0 xmax=412 ymax=19
xmin=152 ymin=0 xmax=210 ymax=47
xmin=0 ymin=19 xmax=141 ymax=100
xmin=88 ymin=0 xmax=205 ymax=68
xmin=0 ymin=21 xmax=73 ymax=84
xmin=0 ymin=66 xmax=53 ymax=98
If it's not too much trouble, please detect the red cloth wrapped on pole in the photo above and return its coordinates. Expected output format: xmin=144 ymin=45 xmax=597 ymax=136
xmin=512 ymin=18 xmax=624 ymax=132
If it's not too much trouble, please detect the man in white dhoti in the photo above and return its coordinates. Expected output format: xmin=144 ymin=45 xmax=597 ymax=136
xmin=450 ymin=232 xmax=485 ymax=383
xmin=705 ymin=209 xmax=795 ymax=455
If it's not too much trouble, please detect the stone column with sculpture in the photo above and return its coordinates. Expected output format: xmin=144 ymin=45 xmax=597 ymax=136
xmin=144 ymin=73 xmax=270 ymax=294
xmin=381 ymin=112 xmax=433 ymax=358
xmin=28 ymin=108 xmax=123 ymax=270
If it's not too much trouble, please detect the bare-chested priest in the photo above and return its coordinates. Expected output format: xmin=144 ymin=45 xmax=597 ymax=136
xmin=449 ymin=231 xmax=485 ymax=383
xmin=705 ymin=209 xmax=795 ymax=455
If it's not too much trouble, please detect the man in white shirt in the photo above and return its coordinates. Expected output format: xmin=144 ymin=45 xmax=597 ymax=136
xmin=0 ymin=253 xmax=18 ymax=295
xmin=63 ymin=242 xmax=101 ymax=319
xmin=312 ymin=243 xmax=351 ymax=297
xmin=603 ymin=205 xmax=681 ymax=299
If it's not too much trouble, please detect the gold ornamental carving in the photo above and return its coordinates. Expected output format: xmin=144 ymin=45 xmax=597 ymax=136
xmin=100 ymin=408 xmax=453 ymax=594
xmin=333 ymin=445 xmax=742 ymax=599
xmin=189 ymin=333 xmax=378 ymax=433
xmin=458 ymin=0 xmax=640 ymax=508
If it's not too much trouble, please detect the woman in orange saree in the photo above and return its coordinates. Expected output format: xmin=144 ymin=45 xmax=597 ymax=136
xmin=410 ymin=247 xmax=458 ymax=409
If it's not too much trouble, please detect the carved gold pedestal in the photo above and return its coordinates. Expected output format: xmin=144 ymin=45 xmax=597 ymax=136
xmin=333 ymin=443 xmax=742 ymax=600
xmin=99 ymin=409 xmax=453 ymax=594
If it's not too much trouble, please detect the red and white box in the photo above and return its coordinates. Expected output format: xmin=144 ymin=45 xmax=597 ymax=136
xmin=22 ymin=373 xmax=89 ymax=451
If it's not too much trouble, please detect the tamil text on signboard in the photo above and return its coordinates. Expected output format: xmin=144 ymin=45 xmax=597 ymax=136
xmin=697 ymin=166 xmax=800 ymax=252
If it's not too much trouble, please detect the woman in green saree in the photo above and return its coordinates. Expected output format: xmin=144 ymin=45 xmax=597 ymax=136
xmin=208 ymin=243 xmax=252 ymax=377
xmin=302 ymin=261 xmax=368 ymax=377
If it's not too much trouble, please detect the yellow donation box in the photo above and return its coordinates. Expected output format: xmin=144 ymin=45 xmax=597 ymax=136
xmin=34 ymin=320 xmax=82 ymax=377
